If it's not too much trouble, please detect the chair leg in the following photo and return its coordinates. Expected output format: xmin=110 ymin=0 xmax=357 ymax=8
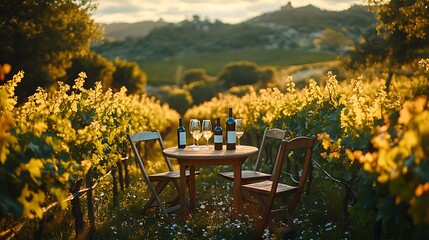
xmin=169 ymin=179 xmax=191 ymax=208
xmin=287 ymin=191 xmax=302 ymax=216
xmin=250 ymin=193 xmax=271 ymax=238
xmin=142 ymin=181 xmax=169 ymax=216
xmin=169 ymin=180 xmax=181 ymax=205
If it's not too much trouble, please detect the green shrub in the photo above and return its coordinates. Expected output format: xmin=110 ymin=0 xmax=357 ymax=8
xmin=112 ymin=58 xmax=147 ymax=93
xmin=182 ymin=68 xmax=209 ymax=85
xmin=167 ymin=88 xmax=193 ymax=115
xmin=187 ymin=80 xmax=219 ymax=105
xmin=218 ymin=61 xmax=275 ymax=88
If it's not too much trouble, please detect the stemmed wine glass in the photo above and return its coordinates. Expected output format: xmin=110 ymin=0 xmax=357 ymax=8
xmin=235 ymin=119 xmax=244 ymax=148
xmin=189 ymin=119 xmax=197 ymax=148
xmin=202 ymin=120 xmax=213 ymax=150
xmin=190 ymin=119 xmax=202 ymax=150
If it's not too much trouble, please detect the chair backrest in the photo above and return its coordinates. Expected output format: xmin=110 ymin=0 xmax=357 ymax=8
xmin=271 ymin=136 xmax=316 ymax=212
xmin=127 ymin=130 xmax=174 ymax=173
xmin=254 ymin=127 xmax=287 ymax=171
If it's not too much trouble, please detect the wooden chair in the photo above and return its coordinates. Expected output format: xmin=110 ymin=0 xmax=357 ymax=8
xmin=241 ymin=136 xmax=316 ymax=237
xmin=218 ymin=127 xmax=286 ymax=183
xmin=127 ymin=130 xmax=195 ymax=217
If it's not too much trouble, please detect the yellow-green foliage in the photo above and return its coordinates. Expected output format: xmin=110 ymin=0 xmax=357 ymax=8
xmin=185 ymin=65 xmax=429 ymax=230
xmin=0 ymin=71 xmax=179 ymax=219
xmin=1 ymin=58 xmax=429 ymax=234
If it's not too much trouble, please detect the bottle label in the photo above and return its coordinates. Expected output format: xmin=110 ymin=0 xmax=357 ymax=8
xmin=227 ymin=131 xmax=236 ymax=144
xmin=179 ymin=132 xmax=186 ymax=145
xmin=214 ymin=135 xmax=223 ymax=143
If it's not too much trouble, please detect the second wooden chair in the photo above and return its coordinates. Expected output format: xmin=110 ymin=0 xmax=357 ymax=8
xmin=242 ymin=136 xmax=316 ymax=237
xmin=218 ymin=127 xmax=286 ymax=183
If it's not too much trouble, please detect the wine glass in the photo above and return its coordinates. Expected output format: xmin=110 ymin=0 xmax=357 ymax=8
xmin=190 ymin=119 xmax=202 ymax=150
xmin=235 ymin=119 xmax=244 ymax=148
xmin=202 ymin=120 xmax=213 ymax=150
xmin=189 ymin=119 xmax=197 ymax=148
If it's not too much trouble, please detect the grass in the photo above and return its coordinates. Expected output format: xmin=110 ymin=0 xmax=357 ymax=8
xmin=138 ymin=49 xmax=338 ymax=86
xmin=3 ymin=135 xmax=372 ymax=239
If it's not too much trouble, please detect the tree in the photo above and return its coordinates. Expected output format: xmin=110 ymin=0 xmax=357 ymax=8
xmin=218 ymin=61 xmax=274 ymax=89
xmin=112 ymin=58 xmax=147 ymax=94
xmin=346 ymin=28 xmax=389 ymax=70
xmin=187 ymin=80 xmax=218 ymax=105
xmin=0 ymin=0 xmax=102 ymax=102
xmin=370 ymin=0 xmax=429 ymax=40
xmin=65 ymin=52 xmax=115 ymax=90
xmin=167 ymin=88 xmax=193 ymax=115
xmin=347 ymin=0 xmax=429 ymax=90
xmin=182 ymin=68 xmax=208 ymax=85
xmin=314 ymin=28 xmax=353 ymax=52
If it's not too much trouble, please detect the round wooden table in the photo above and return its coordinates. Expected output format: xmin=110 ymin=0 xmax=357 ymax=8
xmin=163 ymin=145 xmax=258 ymax=220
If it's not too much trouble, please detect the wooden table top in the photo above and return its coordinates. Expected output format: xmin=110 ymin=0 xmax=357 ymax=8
xmin=163 ymin=145 xmax=258 ymax=160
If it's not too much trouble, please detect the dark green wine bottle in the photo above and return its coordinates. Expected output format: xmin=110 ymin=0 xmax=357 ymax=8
xmin=226 ymin=108 xmax=236 ymax=150
xmin=214 ymin=117 xmax=223 ymax=150
xmin=177 ymin=118 xmax=186 ymax=148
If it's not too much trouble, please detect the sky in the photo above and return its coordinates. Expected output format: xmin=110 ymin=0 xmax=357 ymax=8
xmin=93 ymin=0 xmax=363 ymax=24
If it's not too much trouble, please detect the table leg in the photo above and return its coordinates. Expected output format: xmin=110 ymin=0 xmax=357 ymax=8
xmin=180 ymin=164 xmax=187 ymax=220
xmin=233 ymin=161 xmax=242 ymax=212
xmin=189 ymin=166 xmax=196 ymax=211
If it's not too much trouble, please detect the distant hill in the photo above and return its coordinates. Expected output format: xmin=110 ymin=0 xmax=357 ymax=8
xmin=102 ymin=19 xmax=168 ymax=41
xmin=93 ymin=3 xmax=377 ymax=61
xmin=247 ymin=3 xmax=376 ymax=37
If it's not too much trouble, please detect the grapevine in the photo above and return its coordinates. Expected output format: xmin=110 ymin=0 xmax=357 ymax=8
xmin=1 ymin=59 xmax=428 ymax=238
xmin=184 ymin=64 xmax=429 ymax=236
xmin=0 ymin=71 xmax=179 ymax=219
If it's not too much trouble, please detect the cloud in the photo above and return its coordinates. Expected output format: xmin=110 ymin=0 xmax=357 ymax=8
xmin=93 ymin=0 xmax=363 ymax=24
xmin=97 ymin=5 xmax=142 ymax=15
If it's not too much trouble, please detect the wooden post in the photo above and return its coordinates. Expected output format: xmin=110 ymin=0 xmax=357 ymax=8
xmin=34 ymin=216 xmax=44 ymax=240
xmin=124 ymin=156 xmax=130 ymax=187
xmin=86 ymin=173 xmax=95 ymax=239
xmin=71 ymin=179 xmax=84 ymax=238
xmin=117 ymin=161 xmax=124 ymax=191
xmin=112 ymin=167 xmax=119 ymax=207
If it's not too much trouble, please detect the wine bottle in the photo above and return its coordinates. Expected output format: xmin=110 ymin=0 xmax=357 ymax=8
xmin=177 ymin=118 xmax=186 ymax=148
xmin=214 ymin=117 xmax=223 ymax=150
xmin=226 ymin=108 xmax=236 ymax=150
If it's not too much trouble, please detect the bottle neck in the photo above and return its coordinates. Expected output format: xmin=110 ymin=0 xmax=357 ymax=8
xmin=228 ymin=108 xmax=232 ymax=118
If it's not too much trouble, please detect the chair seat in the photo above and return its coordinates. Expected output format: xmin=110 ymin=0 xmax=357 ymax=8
xmin=219 ymin=170 xmax=271 ymax=182
xmin=242 ymin=180 xmax=298 ymax=195
xmin=149 ymin=170 xmax=198 ymax=181
xmin=218 ymin=127 xmax=287 ymax=185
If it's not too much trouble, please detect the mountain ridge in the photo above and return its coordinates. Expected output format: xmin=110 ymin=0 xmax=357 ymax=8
xmin=102 ymin=19 xmax=169 ymax=41
xmin=102 ymin=3 xmax=374 ymax=42
xmin=95 ymin=3 xmax=376 ymax=61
